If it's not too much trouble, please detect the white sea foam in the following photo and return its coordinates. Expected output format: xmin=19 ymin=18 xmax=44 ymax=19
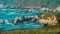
xmin=6 ymin=12 xmax=15 ymax=15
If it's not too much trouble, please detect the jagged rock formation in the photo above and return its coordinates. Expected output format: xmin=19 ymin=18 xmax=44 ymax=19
xmin=13 ymin=16 xmax=40 ymax=25
xmin=13 ymin=16 xmax=34 ymax=24
xmin=13 ymin=14 xmax=58 ymax=25
xmin=37 ymin=14 xmax=58 ymax=25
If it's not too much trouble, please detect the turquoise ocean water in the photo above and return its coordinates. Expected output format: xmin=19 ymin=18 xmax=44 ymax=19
xmin=0 ymin=9 xmax=43 ymax=31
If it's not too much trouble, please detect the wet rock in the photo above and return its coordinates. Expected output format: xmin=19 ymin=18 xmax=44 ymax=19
xmin=0 ymin=19 xmax=4 ymax=24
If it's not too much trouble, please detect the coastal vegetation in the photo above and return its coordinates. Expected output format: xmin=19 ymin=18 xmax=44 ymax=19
xmin=0 ymin=26 xmax=60 ymax=34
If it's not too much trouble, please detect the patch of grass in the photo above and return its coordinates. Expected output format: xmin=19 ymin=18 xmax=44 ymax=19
xmin=0 ymin=26 xmax=60 ymax=34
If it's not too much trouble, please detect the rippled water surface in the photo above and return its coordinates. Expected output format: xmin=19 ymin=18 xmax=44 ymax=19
xmin=0 ymin=9 xmax=42 ymax=31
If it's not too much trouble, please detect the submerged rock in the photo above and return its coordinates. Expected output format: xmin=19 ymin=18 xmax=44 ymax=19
xmin=0 ymin=19 xmax=4 ymax=24
xmin=13 ymin=16 xmax=34 ymax=24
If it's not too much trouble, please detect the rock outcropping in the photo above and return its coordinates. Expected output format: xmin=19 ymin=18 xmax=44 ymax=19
xmin=37 ymin=14 xmax=58 ymax=25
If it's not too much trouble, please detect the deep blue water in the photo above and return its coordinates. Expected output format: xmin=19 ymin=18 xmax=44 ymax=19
xmin=0 ymin=9 xmax=43 ymax=31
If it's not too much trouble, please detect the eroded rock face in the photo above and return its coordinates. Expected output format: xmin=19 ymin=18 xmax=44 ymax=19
xmin=37 ymin=14 xmax=58 ymax=25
